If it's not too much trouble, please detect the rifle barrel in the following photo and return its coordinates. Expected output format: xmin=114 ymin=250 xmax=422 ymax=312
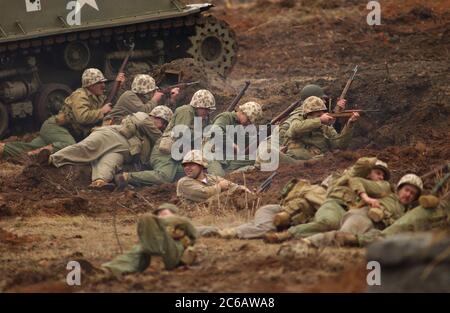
xmin=227 ymin=81 xmax=250 ymax=112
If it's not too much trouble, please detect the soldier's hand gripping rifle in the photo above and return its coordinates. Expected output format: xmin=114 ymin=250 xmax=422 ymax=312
xmin=243 ymin=99 xmax=302 ymax=154
xmin=227 ymin=81 xmax=251 ymax=112
xmin=257 ymin=171 xmax=278 ymax=194
xmin=158 ymin=81 xmax=200 ymax=95
xmin=339 ymin=65 xmax=358 ymax=100
xmin=105 ymin=42 xmax=135 ymax=105
xmin=329 ymin=109 xmax=380 ymax=118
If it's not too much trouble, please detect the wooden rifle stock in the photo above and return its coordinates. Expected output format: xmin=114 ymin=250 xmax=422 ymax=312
xmin=105 ymin=43 xmax=135 ymax=105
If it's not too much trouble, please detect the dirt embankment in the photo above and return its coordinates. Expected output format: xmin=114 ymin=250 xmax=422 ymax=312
xmin=0 ymin=0 xmax=449 ymax=292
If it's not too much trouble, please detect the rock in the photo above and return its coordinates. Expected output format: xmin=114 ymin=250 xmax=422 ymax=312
xmin=367 ymin=232 xmax=450 ymax=292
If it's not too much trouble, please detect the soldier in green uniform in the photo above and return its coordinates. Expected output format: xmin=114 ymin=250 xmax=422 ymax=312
xmin=264 ymin=157 xmax=391 ymax=242
xmin=0 ymin=68 xmax=124 ymax=159
xmin=49 ymin=106 xmax=173 ymax=189
xmin=115 ymin=89 xmax=216 ymax=188
xmin=104 ymin=74 xmax=159 ymax=124
xmin=278 ymin=84 xmax=347 ymax=145
xmin=102 ymin=203 xmax=197 ymax=277
xmin=205 ymin=101 xmax=263 ymax=177
xmin=282 ymin=96 xmax=359 ymax=161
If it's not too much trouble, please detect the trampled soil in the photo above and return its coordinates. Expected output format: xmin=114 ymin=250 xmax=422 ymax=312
xmin=0 ymin=0 xmax=449 ymax=292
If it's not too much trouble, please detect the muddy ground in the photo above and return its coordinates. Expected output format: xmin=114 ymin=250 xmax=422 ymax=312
xmin=0 ymin=0 xmax=449 ymax=292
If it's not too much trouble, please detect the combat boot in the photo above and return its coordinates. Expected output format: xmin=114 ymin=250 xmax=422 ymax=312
xmin=218 ymin=228 xmax=237 ymax=239
xmin=368 ymin=207 xmax=384 ymax=222
xmin=180 ymin=246 xmax=197 ymax=266
xmin=263 ymin=231 xmax=293 ymax=244
xmin=419 ymin=195 xmax=440 ymax=209
xmin=89 ymin=179 xmax=115 ymax=191
xmin=273 ymin=212 xmax=291 ymax=228
xmin=114 ymin=172 xmax=130 ymax=191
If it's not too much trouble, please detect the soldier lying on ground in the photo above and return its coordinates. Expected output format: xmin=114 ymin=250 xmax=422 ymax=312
xmin=264 ymin=157 xmax=391 ymax=243
xmin=0 ymin=69 xmax=125 ymax=159
xmin=205 ymin=101 xmax=263 ymax=177
xmin=211 ymin=157 xmax=387 ymax=240
xmin=104 ymin=74 xmax=182 ymax=124
xmin=49 ymin=106 xmax=173 ymax=190
xmin=296 ymin=174 xmax=424 ymax=247
xmin=102 ymin=203 xmax=197 ymax=278
xmin=114 ymin=90 xmax=216 ymax=188
xmin=176 ymin=149 xmax=252 ymax=206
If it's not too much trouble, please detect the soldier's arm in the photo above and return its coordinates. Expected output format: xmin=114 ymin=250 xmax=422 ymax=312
xmin=72 ymin=93 xmax=104 ymax=125
xmin=143 ymin=100 xmax=158 ymax=113
xmin=327 ymin=123 xmax=354 ymax=149
xmin=349 ymin=177 xmax=392 ymax=198
xmin=286 ymin=117 xmax=322 ymax=139
xmin=136 ymin=118 xmax=162 ymax=145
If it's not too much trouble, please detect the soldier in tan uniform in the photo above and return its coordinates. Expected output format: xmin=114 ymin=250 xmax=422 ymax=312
xmin=282 ymin=96 xmax=359 ymax=161
xmin=102 ymin=203 xmax=197 ymax=277
xmin=205 ymin=101 xmax=263 ymax=176
xmin=49 ymin=106 xmax=173 ymax=190
xmin=104 ymin=74 xmax=159 ymax=124
xmin=176 ymin=150 xmax=251 ymax=205
xmin=0 ymin=68 xmax=124 ymax=159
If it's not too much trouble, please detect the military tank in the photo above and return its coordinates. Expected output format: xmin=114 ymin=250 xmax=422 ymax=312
xmin=0 ymin=0 xmax=237 ymax=138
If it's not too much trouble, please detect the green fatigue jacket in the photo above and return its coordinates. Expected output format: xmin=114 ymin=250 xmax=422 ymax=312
xmin=326 ymin=157 xmax=387 ymax=207
xmin=279 ymin=179 xmax=327 ymax=225
xmin=278 ymin=106 xmax=304 ymax=145
xmin=357 ymin=199 xmax=449 ymax=247
xmin=58 ymin=87 xmax=106 ymax=139
xmin=176 ymin=173 xmax=241 ymax=205
xmin=163 ymin=104 xmax=201 ymax=145
xmin=284 ymin=116 xmax=353 ymax=159
xmin=348 ymin=177 xmax=401 ymax=227
xmin=102 ymin=213 xmax=197 ymax=275
xmin=106 ymin=91 xmax=158 ymax=123
xmin=128 ymin=105 xmax=208 ymax=185
xmin=117 ymin=113 xmax=162 ymax=165
xmin=209 ymin=112 xmax=241 ymax=151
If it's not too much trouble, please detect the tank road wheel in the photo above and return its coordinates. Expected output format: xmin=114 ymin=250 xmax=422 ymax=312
xmin=35 ymin=84 xmax=72 ymax=124
xmin=188 ymin=16 xmax=237 ymax=77
xmin=64 ymin=41 xmax=91 ymax=71
xmin=0 ymin=102 xmax=9 ymax=139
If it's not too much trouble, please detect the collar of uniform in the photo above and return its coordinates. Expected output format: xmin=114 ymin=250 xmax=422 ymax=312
xmin=83 ymin=87 xmax=94 ymax=97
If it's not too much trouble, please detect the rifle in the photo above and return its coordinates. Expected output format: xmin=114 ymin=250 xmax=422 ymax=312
xmin=159 ymin=81 xmax=200 ymax=95
xmin=226 ymin=81 xmax=250 ymax=112
xmin=421 ymin=163 xmax=450 ymax=181
xmin=243 ymin=99 xmax=302 ymax=154
xmin=329 ymin=109 xmax=380 ymax=118
xmin=339 ymin=65 xmax=358 ymax=100
xmin=271 ymin=99 xmax=302 ymax=125
xmin=105 ymin=42 xmax=135 ymax=105
xmin=257 ymin=171 xmax=278 ymax=193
